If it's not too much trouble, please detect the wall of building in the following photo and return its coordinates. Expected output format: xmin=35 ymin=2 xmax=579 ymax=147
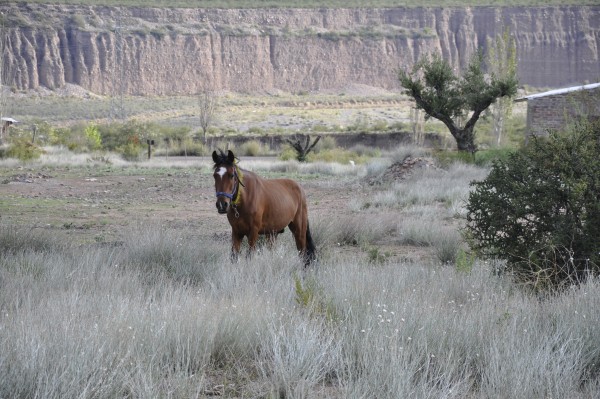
xmin=526 ymin=88 xmax=600 ymax=138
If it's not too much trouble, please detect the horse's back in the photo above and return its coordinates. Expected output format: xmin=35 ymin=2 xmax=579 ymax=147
xmin=248 ymin=173 xmax=307 ymax=231
xmin=260 ymin=177 xmax=306 ymax=213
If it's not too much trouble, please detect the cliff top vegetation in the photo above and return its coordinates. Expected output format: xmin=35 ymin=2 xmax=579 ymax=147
xmin=15 ymin=0 xmax=600 ymax=8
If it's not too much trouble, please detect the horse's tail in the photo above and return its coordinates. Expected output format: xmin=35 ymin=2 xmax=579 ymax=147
xmin=305 ymin=221 xmax=317 ymax=266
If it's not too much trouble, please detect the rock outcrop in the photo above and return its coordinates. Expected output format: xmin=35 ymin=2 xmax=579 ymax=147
xmin=2 ymin=4 xmax=599 ymax=95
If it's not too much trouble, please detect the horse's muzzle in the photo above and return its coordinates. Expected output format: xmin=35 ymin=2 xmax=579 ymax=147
xmin=216 ymin=200 xmax=229 ymax=214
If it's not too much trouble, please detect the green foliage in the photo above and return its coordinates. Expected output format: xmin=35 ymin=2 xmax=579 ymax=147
xmin=293 ymin=274 xmax=339 ymax=322
xmin=465 ymin=120 xmax=600 ymax=290
xmin=84 ymin=123 xmax=102 ymax=151
xmin=120 ymin=142 xmax=141 ymax=161
xmin=98 ymin=120 xmax=147 ymax=151
xmin=294 ymin=274 xmax=318 ymax=309
xmin=47 ymin=123 xmax=103 ymax=152
xmin=433 ymin=147 xmax=515 ymax=167
xmin=68 ymin=14 xmax=86 ymax=29
xmin=279 ymin=147 xmax=297 ymax=161
xmin=372 ymin=119 xmax=389 ymax=131
xmin=2 ymin=139 xmax=44 ymax=161
xmin=164 ymin=125 xmax=192 ymax=140
xmin=31 ymin=120 xmax=55 ymax=145
xmin=161 ymin=138 xmax=205 ymax=157
xmin=398 ymin=48 xmax=518 ymax=152
xmin=238 ymin=140 xmax=263 ymax=156
xmin=455 ymin=248 xmax=475 ymax=273
xmin=316 ymin=136 xmax=337 ymax=151
xmin=366 ymin=246 xmax=391 ymax=264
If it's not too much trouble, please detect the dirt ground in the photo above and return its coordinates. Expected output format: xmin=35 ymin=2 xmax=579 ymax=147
xmin=0 ymin=155 xmax=440 ymax=264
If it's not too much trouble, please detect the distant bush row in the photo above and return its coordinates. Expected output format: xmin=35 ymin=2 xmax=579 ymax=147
xmin=0 ymin=120 xmax=386 ymax=164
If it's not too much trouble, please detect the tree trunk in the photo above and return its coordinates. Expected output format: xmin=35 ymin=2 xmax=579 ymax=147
xmin=449 ymin=125 xmax=477 ymax=153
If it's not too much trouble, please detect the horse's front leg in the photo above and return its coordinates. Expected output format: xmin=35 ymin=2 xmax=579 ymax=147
xmin=231 ymin=231 xmax=243 ymax=263
xmin=247 ymin=228 xmax=260 ymax=258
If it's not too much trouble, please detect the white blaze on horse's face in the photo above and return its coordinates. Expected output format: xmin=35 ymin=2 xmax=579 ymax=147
xmin=214 ymin=165 xmax=236 ymax=214
xmin=216 ymin=167 xmax=227 ymax=180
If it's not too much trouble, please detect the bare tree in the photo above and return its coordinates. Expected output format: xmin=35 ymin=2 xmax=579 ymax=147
xmin=198 ymin=79 xmax=218 ymax=143
xmin=486 ymin=28 xmax=517 ymax=146
xmin=285 ymin=134 xmax=321 ymax=162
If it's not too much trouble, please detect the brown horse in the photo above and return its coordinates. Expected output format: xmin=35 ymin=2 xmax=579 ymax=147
xmin=212 ymin=149 xmax=316 ymax=266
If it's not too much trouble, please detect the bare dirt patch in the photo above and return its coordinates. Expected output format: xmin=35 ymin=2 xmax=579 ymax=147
xmin=0 ymin=156 xmax=446 ymax=264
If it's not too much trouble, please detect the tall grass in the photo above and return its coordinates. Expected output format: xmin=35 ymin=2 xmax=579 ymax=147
xmin=1 ymin=220 xmax=599 ymax=397
xmin=2 ymin=153 xmax=599 ymax=397
xmin=370 ymin=162 xmax=489 ymax=209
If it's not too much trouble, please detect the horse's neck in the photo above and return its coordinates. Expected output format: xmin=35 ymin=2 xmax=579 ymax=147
xmin=236 ymin=168 xmax=255 ymax=205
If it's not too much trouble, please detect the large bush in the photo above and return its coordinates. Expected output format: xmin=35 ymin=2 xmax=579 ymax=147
xmin=465 ymin=120 xmax=600 ymax=289
xmin=0 ymin=138 xmax=44 ymax=161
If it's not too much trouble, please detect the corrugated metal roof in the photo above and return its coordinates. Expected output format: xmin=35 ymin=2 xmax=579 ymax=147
xmin=515 ymin=82 xmax=600 ymax=102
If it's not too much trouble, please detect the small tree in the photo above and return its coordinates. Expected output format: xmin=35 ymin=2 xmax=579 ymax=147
xmin=198 ymin=80 xmax=217 ymax=143
xmin=398 ymin=51 xmax=518 ymax=153
xmin=465 ymin=120 xmax=600 ymax=290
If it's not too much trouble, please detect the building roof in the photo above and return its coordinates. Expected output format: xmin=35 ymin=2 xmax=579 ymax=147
xmin=515 ymin=82 xmax=600 ymax=102
xmin=1 ymin=117 xmax=18 ymax=123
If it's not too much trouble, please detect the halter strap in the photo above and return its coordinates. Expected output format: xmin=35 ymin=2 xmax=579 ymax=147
xmin=215 ymin=167 xmax=242 ymax=203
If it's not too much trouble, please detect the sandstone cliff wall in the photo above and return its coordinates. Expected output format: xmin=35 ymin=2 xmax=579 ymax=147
xmin=2 ymin=4 xmax=599 ymax=95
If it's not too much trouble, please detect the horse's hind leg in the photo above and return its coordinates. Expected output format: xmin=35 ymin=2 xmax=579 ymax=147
xmin=288 ymin=220 xmax=307 ymax=255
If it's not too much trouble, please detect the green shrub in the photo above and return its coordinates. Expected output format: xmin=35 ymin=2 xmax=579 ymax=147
xmin=69 ymin=14 xmax=86 ymax=29
xmin=31 ymin=120 xmax=55 ymax=146
xmin=238 ymin=140 xmax=262 ymax=156
xmin=372 ymin=119 xmax=389 ymax=131
xmin=2 ymin=139 xmax=44 ymax=161
xmin=388 ymin=121 xmax=409 ymax=131
xmin=465 ymin=120 xmax=600 ymax=290
xmin=279 ymin=147 xmax=296 ymax=161
xmin=434 ymin=147 xmax=514 ymax=167
xmin=183 ymin=140 xmax=206 ymax=156
xmin=119 ymin=142 xmax=141 ymax=161
xmin=317 ymin=136 xmax=337 ymax=151
xmin=84 ymin=123 xmax=102 ymax=151
xmin=99 ymin=120 xmax=150 ymax=152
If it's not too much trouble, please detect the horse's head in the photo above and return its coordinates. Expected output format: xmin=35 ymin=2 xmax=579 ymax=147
xmin=212 ymin=149 xmax=241 ymax=214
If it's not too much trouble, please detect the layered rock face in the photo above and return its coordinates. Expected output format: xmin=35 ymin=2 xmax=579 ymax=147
xmin=2 ymin=4 xmax=599 ymax=95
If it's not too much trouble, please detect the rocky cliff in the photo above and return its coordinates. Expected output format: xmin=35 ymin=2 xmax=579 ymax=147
xmin=2 ymin=3 xmax=599 ymax=95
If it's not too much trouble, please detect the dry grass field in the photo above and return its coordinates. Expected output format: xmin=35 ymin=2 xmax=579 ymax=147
xmin=1 ymin=148 xmax=599 ymax=398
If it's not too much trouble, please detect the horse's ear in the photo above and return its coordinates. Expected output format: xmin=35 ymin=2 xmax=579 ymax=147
xmin=212 ymin=150 xmax=219 ymax=164
xmin=227 ymin=150 xmax=236 ymax=164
